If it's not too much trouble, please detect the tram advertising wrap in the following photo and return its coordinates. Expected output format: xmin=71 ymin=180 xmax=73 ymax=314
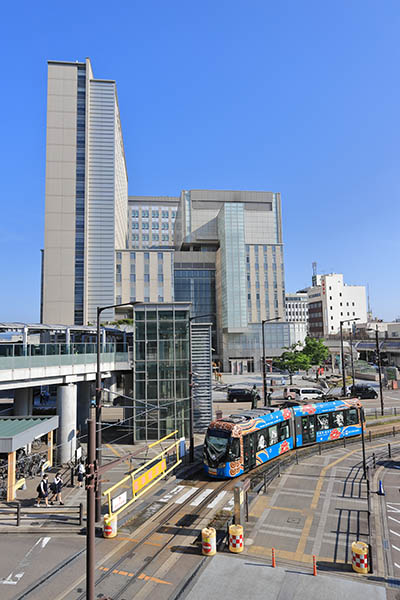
xmin=203 ymin=399 xmax=363 ymax=479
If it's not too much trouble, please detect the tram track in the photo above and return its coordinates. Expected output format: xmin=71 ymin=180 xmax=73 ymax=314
xmin=16 ymin=420 xmax=400 ymax=599
xmin=76 ymin=477 xmax=234 ymax=600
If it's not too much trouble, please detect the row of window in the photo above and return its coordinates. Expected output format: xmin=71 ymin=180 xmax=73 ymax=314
xmin=310 ymin=408 xmax=359 ymax=430
xmin=252 ymin=421 xmax=290 ymax=451
xmin=135 ymin=222 xmax=170 ymax=230
xmin=132 ymin=234 xmax=170 ymax=241
xmin=131 ymin=209 xmax=177 ymax=219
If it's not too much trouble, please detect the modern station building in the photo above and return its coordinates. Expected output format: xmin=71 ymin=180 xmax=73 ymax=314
xmin=41 ymin=58 xmax=299 ymax=374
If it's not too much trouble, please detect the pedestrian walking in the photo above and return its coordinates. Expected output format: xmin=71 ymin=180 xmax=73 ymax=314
xmin=49 ymin=472 xmax=64 ymax=505
xmin=77 ymin=462 xmax=85 ymax=488
xmin=251 ymin=385 xmax=258 ymax=409
xmin=35 ymin=473 xmax=49 ymax=507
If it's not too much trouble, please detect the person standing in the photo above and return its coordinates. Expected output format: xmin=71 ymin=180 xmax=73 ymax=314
xmin=77 ymin=462 xmax=85 ymax=488
xmin=251 ymin=385 xmax=258 ymax=409
xmin=35 ymin=473 xmax=49 ymax=507
xmin=49 ymin=473 xmax=64 ymax=505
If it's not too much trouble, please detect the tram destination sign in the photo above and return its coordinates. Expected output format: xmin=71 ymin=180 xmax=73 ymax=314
xmin=111 ymin=491 xmax=127 ymax=513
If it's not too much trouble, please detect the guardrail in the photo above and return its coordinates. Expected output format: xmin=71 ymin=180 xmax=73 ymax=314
xmin=0 ymin=503 xmax=83 ymax=527
xmin=103 ymin=431 xmax=182 ymax=518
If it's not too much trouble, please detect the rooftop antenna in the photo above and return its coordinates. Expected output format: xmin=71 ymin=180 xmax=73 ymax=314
xmin=367 ymin=283 xmax=372 ymax=321
xmin=312 ymin=261 xmax=317 ymax=287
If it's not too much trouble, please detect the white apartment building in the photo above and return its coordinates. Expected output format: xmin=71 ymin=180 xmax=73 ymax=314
xmin=285 ymin=292 xmax=308 ymax=323
xmin=308 ymin=273 xmax=367 ymax=337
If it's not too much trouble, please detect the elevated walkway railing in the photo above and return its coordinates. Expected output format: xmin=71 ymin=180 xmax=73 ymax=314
xmin=0 ymin=343 xmax=129 ymax=372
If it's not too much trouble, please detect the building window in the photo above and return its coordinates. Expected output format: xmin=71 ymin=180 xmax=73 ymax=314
xmin=116 ymin=295 xmax=121 ymax=304
xmin=158 ymin=274 xmax=164 ymax=282
xmin=144 ymin=253 xmax=149 ymax=260
xmin=144 ymin=274 xmax=150 ymax=282
xmin=116 ymin=252 xmax=122 ymax=261
xmin=158 ymin=252 xmax=163 ymax=261
xmin=130 ymin=274 xmax=136 ymax=282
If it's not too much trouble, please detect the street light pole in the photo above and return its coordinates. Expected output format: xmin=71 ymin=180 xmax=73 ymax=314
xmin=95 ymin=301 xmax=139 ymax=522
xmin=349 ymin=327 xmax=355 ymax=387
xmin=366 ymin=325 xmax=385 ymax=417
xmin=188 ymin=313 xmax=215 ymax=463
xmin=262 ymin=317 xmax=281 ymax=407
xmin=340 ymin=318 xmax=360 ymax=397
xmin=340 ymin=320 xmax=346 ymax=397
xmin=375 ymin=327 xmax=384 ymax=416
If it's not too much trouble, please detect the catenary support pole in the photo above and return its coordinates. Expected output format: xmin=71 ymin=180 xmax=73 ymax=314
xmin=86 ymin=417 xmax=96 ymax=600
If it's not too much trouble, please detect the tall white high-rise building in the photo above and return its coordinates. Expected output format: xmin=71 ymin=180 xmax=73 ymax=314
xmin=42 ymin=58 xmax=128 ymax=325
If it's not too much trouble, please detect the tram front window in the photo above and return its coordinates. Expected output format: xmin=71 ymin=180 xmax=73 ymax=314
xmin=205 ymin=430 xmax=229 ymax=465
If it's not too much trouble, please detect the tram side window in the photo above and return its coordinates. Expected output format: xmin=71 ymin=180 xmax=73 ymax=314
xmin=257 ymin=429 xmax=268 ymax=450
xmin=278 ymin=421 xmax=290 ymax=441
xmin=316 ymin=413 xmax=330 ymax=431
xmin=229 ymin=438 xmax=240 ymax=460
xmin=268 ymin=425 xmax=278 ymax=446
xmin=345 ymin=408 xmax=358 ymax=426
xmin=331 ymin=411 xmax=344 ymax=428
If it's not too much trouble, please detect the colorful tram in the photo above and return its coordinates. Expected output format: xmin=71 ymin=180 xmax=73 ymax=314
xmin=203 ymin=399 xmax=363 ymax=478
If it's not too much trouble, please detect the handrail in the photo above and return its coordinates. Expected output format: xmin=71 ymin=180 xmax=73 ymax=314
xmin=103 ymin=436 xmax=182 ymax=517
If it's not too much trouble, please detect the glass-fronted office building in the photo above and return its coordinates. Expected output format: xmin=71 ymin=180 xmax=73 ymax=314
xmin=133 ymin=303 xmax=190 ymax=441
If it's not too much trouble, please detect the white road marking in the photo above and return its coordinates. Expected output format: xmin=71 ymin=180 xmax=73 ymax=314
xmin=175 ymin=487 xmax=197 ymax=504
xmin=389 ymin=516 xmax=400 ymax=525
xmin=395 ymin=563 xmax=400 ymax=569
xmin=207 ymin=491 xmax=227 ymax=508
xmin=159 ymin=485 xmax=184 ymax=503
xmin=0 ymin=536 xmax=51 ymax=585
xmin=391 ymin=544 xmax=400 ymax=552
xmin=387 ymin=504 xmax=400 ymax=513
xmin=190 ymin=488 xmax=213 ymax=506
xmin=390 ymin=530 xmax=400 ymax=538
xmin=223 ymin=496 xmax=234 ymax=511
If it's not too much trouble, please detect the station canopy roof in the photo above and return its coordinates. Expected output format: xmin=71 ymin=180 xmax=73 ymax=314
xmin=0 ymin=416 xmax=59 ymax=453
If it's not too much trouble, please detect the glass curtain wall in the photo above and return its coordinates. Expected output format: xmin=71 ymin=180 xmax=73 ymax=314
xmin=134 ymin=306 xmax=190 ymax=441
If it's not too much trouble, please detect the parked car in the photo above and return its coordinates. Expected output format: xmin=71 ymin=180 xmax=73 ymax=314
xmin=287 ymin=387 xmax=326 ymax=402
xmin=350 ymin=385 xmax=378 ymax=399
xmin=227 ymin=387 xmax=261 ymax=403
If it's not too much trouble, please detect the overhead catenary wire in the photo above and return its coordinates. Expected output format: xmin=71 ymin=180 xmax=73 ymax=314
xmin=30 ymin=389 xmax=191 ymax=459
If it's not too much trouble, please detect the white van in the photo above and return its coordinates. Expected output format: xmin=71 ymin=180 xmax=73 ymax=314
xmin=287 ymin=387 xmax=325 ymax=402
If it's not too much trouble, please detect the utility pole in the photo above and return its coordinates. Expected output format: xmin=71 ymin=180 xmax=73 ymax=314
xmin=86 ymin=417 xmax=96 ymax=600
xmin=375 ymin=327 xmax=384 ymax=416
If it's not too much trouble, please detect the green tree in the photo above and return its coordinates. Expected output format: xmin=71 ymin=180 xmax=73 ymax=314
xmin=274 ymin=344 xmax=311 ymax=384
xmin=302 ymin=336 xmax=329 ymax=377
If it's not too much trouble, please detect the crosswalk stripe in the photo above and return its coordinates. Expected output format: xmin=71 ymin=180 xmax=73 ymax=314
xmin=175 ymin=487 xmax=197 ymax=504
xmin=223 ymin=496 xmax=234 ymax=511
xmin=190 ymin=488 xmax=213 ymax=506
xmin=390 ymin=530 xmax=400 ymax=538
xmin=207 ymin=491 xmax=227 ymax=509
xmin=159 ymin=485 xmax=184 ymax=503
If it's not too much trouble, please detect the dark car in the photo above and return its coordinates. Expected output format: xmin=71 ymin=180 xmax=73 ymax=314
xmin=350 ymin=384 xmax=378 ymax=399
xmin=227 ymin=387 xmax=261 ymax=403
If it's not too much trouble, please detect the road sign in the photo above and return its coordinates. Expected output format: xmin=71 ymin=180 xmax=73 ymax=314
xmin=111 ymin=491 xmax=127 ymax=513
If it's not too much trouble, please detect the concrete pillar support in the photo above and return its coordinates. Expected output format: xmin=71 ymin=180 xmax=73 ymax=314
xmin=57 ymin=383 xmax=77 ymax=464
xmin=106 ymin=373 xmax=118 ymax=405
xmin=14 ymin=388 xmax=33 ymax=416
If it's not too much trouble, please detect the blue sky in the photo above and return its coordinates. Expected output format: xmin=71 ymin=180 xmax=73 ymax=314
xmin=1 ymin=0 xmax=399 ymax=322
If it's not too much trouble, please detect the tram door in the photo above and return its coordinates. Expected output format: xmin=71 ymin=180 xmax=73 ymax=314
xmin=243 ymin=432 xmax=257 ymax=471
xmin=301 ymin=415 xmax=316 ymax=444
